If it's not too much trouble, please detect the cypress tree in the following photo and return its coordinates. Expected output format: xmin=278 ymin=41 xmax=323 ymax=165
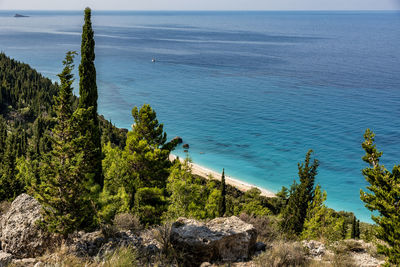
xmin=78 ymin=7 xmax=103 ymax=187
xmin=355 ymin=219 xmax=360 ymax=239
xmin=0 ymin=116 xmax=7 ymax=157
xmin=360 ymin=129 xmax=400 ymax=265
xmin=351 ymin=215 xmax=356 ymax=239
xmin=281 ymin=150 xmax=319 ymax=235
xmin=35 ymin=52 xmax=97 ymax=236
xmin=219 ymin=168 xmax=226 ymax=217
xmin=79 ymin=7 xmax=97 ymax=112
xmin=340 ymin=220 xmax=347 ymax=239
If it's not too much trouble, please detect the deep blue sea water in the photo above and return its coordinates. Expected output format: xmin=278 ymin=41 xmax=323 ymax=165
xmin=1 ymin=10 xmax=399 ymax=222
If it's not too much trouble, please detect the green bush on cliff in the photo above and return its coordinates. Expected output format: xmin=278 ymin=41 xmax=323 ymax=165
xmin=301 ymin=184 xmax=345 ymax=242
xmin=166 ymin=159 xmax=211 ymax=219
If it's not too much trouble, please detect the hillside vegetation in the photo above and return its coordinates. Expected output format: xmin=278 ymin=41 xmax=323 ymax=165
xmin=0 ymin=7 xmax=398 ymax=267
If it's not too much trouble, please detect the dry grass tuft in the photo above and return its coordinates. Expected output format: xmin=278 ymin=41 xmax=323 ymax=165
xmin=113 ymin=213 xmax=142 ymax=232
xmin=239 ymin=213 xmax=283 ymax=243
xmin=0 ymin=200 xmax=11 ymax=215
xmin=103 ymin=246 xmax=138 ymax=267
xmin=31 ymin=243 xmax=138 ymax=267
xmin=254 ymin=241 xmax=308 ymax=267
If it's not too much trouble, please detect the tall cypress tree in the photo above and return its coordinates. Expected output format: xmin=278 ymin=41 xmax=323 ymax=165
xmin=219 ymin=168 xmax=226 ymax=217
xmin=355 ymin=219 xmax=360 ymax=239
xmin=351 ymin=215 xmax=357 ymax=239
xmin=78 ymin=7 xmax=103 ymax=187
xmin=360 ymin=129 xmax=400 ymax=265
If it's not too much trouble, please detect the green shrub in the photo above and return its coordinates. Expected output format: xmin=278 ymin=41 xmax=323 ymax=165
xmin=134 ymin=187 xmax=167 ymax=226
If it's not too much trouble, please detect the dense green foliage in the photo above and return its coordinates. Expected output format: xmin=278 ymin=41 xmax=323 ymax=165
xmin=0 ymin=124 xmax=27 ymax=200
xmin=134 ymin=187 xmax=167 ymax=225
xmin=0 ymin=53 xmax=58 ymax=118
xmin=360 ymin=129 xmax=400 ymax=265
xmin=0 ymin=51 xmax=125 ymax=204
xmin=281 ymin=150 xmax=319 ymax=236
xmin=78 ymin=7 xmax=103 ymax=188
xmin=125 ymin=104 xmax=176 ymax=190
xmin=0 ymin=53 xmax=59 ymax=201
xmin=301 ymin=185 xmax=345 ymax=242
xmin=33 ymin=52 xmax=98 ymax=235
xmin=166 ymin=158 xmax=273 ymax=220
xmin=166 ymin=159 xmax=221 ymax=219
xmin=100 ymin=104 xmax=177 ymax=225
xmin=125 ymin=104 xmax=176 ymax=224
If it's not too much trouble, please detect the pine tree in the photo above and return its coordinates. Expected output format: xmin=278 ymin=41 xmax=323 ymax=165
xmin=281 ymin=150 xmax=319 ymax=235
xmin=122 ymin=104 xmax=176 ymax=222
xmin=78 ymin=7 xmax=103 ymax=188
xmin=34 ymin=52 xmax=97 ymax=236
xmin=219 ymin=168 xmax=226 ymax=217
xmin=360 ymin=129 xmax=400 ymax=265
xmin=125 ymin=104 xmax=176 ymax=193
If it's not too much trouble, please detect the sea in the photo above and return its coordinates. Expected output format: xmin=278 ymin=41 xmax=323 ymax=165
xmin=0 ymin=10 xmax=399 ymax=222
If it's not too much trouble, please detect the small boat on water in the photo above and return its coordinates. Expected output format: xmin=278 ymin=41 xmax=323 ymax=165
xmin=152 ymin=58 xmax=156 ymax=63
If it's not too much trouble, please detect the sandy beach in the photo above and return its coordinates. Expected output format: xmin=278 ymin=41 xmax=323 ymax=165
xmin=169 ymin=154 xmax=275 ymax=198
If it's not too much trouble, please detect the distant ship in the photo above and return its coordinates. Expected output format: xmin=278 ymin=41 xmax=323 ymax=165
xmin=14 ymin=14 xmax=29 ymax=18
xmin=152 ymin=58 xmax=156 ymax=63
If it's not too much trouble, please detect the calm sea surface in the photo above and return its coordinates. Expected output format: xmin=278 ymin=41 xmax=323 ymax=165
xmin=1 ymin=11 xmax=399 ymax=222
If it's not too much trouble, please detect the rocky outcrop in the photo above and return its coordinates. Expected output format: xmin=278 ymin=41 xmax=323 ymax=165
xmin=301 ymin=240 xmax=385 ymax=267
xmin=0 ymin=194 xmax=52 ymax=258
xmin=341 ymin=240 xmax=385 ymax=267
xmin=170 ymin=216 xmax=257 ymax=266
xmin=302 ymin=240 xmax=326 ymax=258
xmin=172 ymin=136 xmax=183 ymax=144
xmin=0 ymin=251 xmax=13 ymax=267
xmin=66 ymin=230 xmax=142 ymax=257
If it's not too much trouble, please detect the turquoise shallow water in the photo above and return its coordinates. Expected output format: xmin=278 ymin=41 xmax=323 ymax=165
xmin=1 ymin=11 xmax=399 ymax=222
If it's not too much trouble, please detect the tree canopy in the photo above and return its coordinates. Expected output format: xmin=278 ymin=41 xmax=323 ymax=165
xmin=360 ymin=129 xmax=400 ymax=265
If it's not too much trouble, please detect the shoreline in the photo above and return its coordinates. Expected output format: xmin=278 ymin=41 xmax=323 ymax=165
xmin=169 ymin=154 xmax=276 ymax=198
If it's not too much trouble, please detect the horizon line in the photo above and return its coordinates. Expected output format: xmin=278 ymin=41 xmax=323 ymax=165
xmin=1 ymin=9 xmax=400 ymax=12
